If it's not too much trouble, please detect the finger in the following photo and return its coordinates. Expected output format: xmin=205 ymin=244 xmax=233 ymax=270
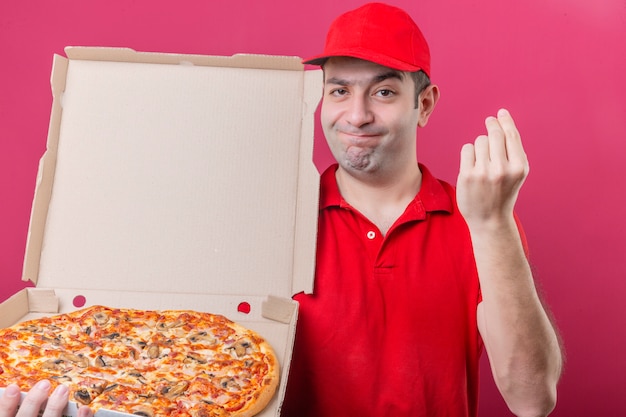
xmin=0 ymin=385 xmax=21 ymax=417
xmin=472 ymin=135 xmax=490 ymax=168
xmin=459 ymin=143 xmax=476 ymax=173
xmin=497 ymin=108 xmax=517 ymax=131
xmin=485 ymin=115 xmax=507 ymax=163
xmin=40 ymin=385 xmax=69 ymax=417
xmin=16 ymin=380 xmax=50 ymax=417
xmin=497 ymin=108 xmax=526 ymax=165
xmin=77 ymin=406 xmax=94 ymax=417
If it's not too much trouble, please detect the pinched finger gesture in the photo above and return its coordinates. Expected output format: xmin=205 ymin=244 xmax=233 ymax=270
xmin=456 ymin=108 xmax=529 ymax=228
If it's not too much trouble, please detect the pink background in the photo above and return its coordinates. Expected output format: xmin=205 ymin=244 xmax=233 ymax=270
xmin=1 ymin=1 xmax=625 ymax=415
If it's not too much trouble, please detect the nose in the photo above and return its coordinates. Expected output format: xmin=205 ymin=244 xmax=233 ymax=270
xmin=345 ymin=96 xmax=374 ymax=127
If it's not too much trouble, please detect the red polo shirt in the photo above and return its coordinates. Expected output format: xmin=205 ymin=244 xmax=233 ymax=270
xmin=282 ymin=164 xmax=484 ymax=417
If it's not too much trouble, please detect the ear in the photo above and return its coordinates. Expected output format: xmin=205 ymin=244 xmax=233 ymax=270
xmin=417 ymin=84 xmax=440 ymax=128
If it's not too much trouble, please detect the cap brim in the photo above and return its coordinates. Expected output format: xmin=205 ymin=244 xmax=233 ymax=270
xmin=302 ymin=54 xmax=330 ymax=66
xmin=302 ymin=50 xmax=422 ymax=72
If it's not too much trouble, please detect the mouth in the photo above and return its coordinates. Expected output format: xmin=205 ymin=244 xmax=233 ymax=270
xmin=337 ymin=129 xmax=382 ymax=145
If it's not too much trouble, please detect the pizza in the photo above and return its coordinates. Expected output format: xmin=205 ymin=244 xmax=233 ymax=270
xmin=0 ymin=305 xmax=280 ymax=417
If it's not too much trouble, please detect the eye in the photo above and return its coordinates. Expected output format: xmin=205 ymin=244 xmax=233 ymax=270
xmin=375 ymin=89 xmax=394 ymax=97
xmin=330 ymin=88 xmax=349 ymax=97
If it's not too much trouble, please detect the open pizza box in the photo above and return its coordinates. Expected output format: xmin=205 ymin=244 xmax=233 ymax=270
xmin=0 ymin=46 xmax=322 ymax=416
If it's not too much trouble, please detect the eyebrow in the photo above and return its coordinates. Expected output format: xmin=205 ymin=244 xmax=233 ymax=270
xmin=325 ymin=70 xmax=405 ymax=86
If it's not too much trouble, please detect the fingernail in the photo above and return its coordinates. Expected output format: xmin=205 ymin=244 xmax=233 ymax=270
xmin=51 ymin=384 xmax=69 ymax=398
xmin=498 ymin=108 xmax=509 ymax=117
xmin=35 ymin=380 xmax=51 ymax=391
xmin=3 ymin=384 xmax=20 ymax=397
xmin=78 ymin=406 xmax=94 ymax=417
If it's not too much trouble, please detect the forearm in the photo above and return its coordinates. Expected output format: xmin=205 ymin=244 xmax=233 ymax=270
xmin=456 ymin=109 xmax=563 ymax=415
xmin=472 ymin=218 xmax=562 ymax=417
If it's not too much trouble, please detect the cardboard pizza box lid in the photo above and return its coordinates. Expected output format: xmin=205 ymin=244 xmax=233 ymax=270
xmin=22 ymin=46 xmax=321 ymax=300
xmin=0 ymin=46 xmax=322 ymax=417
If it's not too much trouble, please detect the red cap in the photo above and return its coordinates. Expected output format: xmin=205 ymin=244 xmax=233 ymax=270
xmin=303 ymin=2 xmax=431 ymax=76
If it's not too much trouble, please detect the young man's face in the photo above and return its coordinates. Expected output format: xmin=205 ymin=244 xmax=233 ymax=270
xmin=321 ymin=57 xmax=421 ymax=178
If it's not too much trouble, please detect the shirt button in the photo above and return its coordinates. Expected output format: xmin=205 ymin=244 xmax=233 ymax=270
xmin=366 ymin=230 xmax=376 ymax=240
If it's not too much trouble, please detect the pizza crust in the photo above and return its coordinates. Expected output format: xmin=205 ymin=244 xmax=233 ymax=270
xmin=236 ymin=340 xmax=281 ymax=417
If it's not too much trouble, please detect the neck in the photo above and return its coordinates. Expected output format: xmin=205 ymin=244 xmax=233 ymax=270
xmin=336 ymin=164 xmax=422 ymax=235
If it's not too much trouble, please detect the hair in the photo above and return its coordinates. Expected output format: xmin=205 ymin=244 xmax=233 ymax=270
xmin=410 ymin=70 xmax=431 ymax=109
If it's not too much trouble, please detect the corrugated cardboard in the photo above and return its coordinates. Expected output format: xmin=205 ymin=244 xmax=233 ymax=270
xmin=0 ymin=46 xmax=323 ymax=417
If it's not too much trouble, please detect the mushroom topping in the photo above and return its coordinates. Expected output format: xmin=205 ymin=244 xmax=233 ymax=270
xmin=228 ymin=338 xmax=253 ymax=358
xmin=74 ymin=382 xmax=106 ymax=405
xmin=159 ymin=381 xmax=189 ymax=399
xmin=93 ymin=312 xmax=110 ymax=326
xmin=146 ymin=343 xmax=160 ymax=359
xmin=74 ymin=389 xmax=93 ymax=405
xmin=19 ymin=325 xmax=41 ymax=333
xmin=156 ymin=319 xmax=182 ymax=331
xmin=95 ymin=355 xmax=107 ymax=367
xmin=185 ymin=352 xmax=207 ymax=364
xmin=129 ymin=340 xmax=147 ymax=351
xmin=126 ymin=371 xmax=148 ymax=385
xmin=103 ymin=383 xmax=119 ymax=393
xmin=188 ymin=332 xmax=216 ymax=345
xmin=51 ymin=375 xmax=73 ymax=383
xmin=219 ymin=377 xmax=241 ymax=392
xmin=95 ymin=355 xmax=124 ymax=368
xmin=132 ymin=406 xmax=154 ymax=417
xmin=40 ymin=359 xmax=66 ymax=372
xmin=41 ymin=335 xmax=62 ymax=346
xmin=59 ymin=352 xmax=89 ymax=368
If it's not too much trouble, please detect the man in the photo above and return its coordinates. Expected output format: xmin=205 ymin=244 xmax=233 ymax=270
xmin=281 ymin=3 xmax=562 ymax=417
xmin=0 ymin=3 xmax=561 ymax=417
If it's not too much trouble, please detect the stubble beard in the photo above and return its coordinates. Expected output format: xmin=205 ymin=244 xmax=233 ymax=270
xmin=329 ymin=127 xmax=385 ymax=175
xmin=343 ymin=145 xmax=376 ymax=172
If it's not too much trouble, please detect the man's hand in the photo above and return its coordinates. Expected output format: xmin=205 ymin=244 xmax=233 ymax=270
xmin=457 ymin=108 xmax=529 ymax=228
xmin=0 ymin=381 xmax=93 ymax=417
xmin=456 ymin=109 xmax=562 ymax=416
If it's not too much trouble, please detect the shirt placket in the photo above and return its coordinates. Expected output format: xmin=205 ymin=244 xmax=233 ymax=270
xmin=353 ymin=215 xmax=386 ymax=269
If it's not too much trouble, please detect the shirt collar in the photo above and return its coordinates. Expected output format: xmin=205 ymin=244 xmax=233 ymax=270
xmin=319 ymin=163 xmax=453 ymax=216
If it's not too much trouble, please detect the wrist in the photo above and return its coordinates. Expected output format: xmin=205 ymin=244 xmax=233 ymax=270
xmin=464 ymin=213 xmax=518 ymax=236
